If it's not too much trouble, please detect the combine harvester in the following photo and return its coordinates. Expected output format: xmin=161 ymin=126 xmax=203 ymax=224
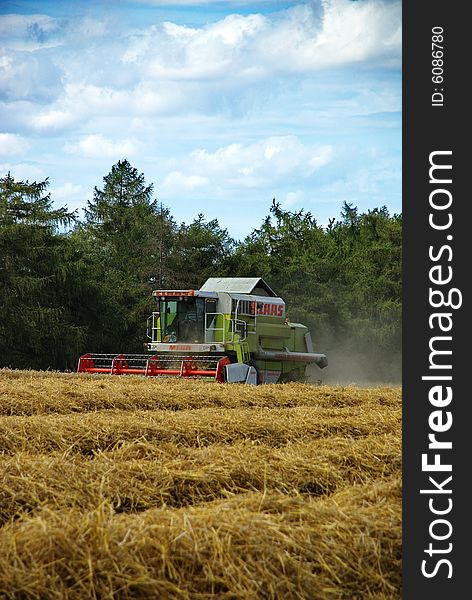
xmin=77 ymin=278 xmax=327 ymax=384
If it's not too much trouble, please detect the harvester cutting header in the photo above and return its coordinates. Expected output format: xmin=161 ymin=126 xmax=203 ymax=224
xmin=78 ymin=278 xmax=327 ymax=384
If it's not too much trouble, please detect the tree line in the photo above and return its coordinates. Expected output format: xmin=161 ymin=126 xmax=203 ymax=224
xmin=0 ymin=159 xmax=401 ymax=380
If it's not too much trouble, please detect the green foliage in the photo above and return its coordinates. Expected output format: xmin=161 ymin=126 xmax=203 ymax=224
xmin=172 ymin=214 xmax=235 ymax=289
xmin=234 ymin=200 xmax=402 ymax=380
xmin=78 ymin=160 xmax=174 ymax=352
xmin=0 ymin=174 xmax=88 ymax=369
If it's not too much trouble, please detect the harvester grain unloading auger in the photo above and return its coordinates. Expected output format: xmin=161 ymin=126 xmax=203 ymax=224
xmin=77 ymin=277 xmax=327 ymax=384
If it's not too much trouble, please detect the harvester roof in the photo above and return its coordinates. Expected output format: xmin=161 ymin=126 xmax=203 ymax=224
xmin=199 ymin=277 xmax=277 ymax=297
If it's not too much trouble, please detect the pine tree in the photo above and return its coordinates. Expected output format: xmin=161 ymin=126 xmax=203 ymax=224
xmin=78 ymin=160 xmax=176 ymax=351
xmin=0 ymin=173 xmax=85 ymax=369
xmin=173 ymin=214 xmax=235 ymax=288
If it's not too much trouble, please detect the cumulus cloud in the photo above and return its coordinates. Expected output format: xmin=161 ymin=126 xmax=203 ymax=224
xmin=132 ymin=0 xmax=401 ymax=74
xmin=0 ymin=1 xmax=401 ymax=235
xmin=50 ymin=181 xmax=83 ymax=200
xmin=0 ymin=162 xmax=46 ymax=181
xmin=65 ymin=134 xmax=138 ymax=158
xmin=0 ymin=14 xmax=65 ymax=104
xmin=30 ymin=109 xmax=77 ymax=132
xmin=1 ymin=1 xmax=401 ymax=132
xmin=159 ymin=135 xmax=333 ymax=198
xmin=0 ymin=50 xmax=63 ymax=103
xmin=0 ymin=14 xmax=62 ymax=51
xmin=123 ymin=1 xmax=400 ymax=84
xmin=190 ymin=136 xmax=331 ymax=182
xmin=160 ymin=171 xmax=209 ymax=192
xmin=0 ymin=133 xmax=30 ymax=156
xmin=59 ymin=82 xmax=185 ymax=117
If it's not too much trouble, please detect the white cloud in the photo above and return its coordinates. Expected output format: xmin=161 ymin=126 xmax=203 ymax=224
xmin=1 ymin=1 xmax=401 ymax=132
xmin=30 ymin=110 xmax=77 ymax=131
xmin=35 ymin=83 xmax=186 ymax=133
xmin=300 ymin=0 xmax=402 ymax=67
xmin=159 ymin=135 xmax=333 ymax=198
xmin=65 ymin=134 xmax=138 ymax=158
xmin=51 ymin=181 xmax=83 ymax=200
xmin=283 ymin=190 xmax=304 ymax=208
xmin=0 ymin=49 xmax=63 ymax=103
xmin=160 ymin=171 xmax=209 ymax=192
xmin=122 ymin=1 xmax=400 ymax=86
xmin=190 ymin=136 xmax=332 ymax=181
xmin=0 ymin=1 xmax=401 ymax=236
xmin=0 ymin=162 xmax=45 ymax=181
xmin=0 ymin=133 xmax=30 ymax=156
xmin=0 ymin=14 xmax=62 ymax=51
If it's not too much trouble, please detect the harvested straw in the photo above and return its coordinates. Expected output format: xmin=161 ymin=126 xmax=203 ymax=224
xmin=0 ymin=370 xmax=401 ymax=599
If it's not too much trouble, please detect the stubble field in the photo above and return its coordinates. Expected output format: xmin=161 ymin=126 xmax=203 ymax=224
xmin=0 ymin=370 xmax=401 ymax=599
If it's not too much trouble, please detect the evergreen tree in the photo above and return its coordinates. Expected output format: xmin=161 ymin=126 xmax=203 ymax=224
xmin=173 ymin=214 xmax=235 ymax=288
xmin=147 ymin=203 xmax=177 ymax=289
xmin=78 ymin=160 xmax=176 ymax=352
xmin=85 ymin=160 xmax=155 ymax=240
xmin=0 ymin=173 xmax=86 ymax=369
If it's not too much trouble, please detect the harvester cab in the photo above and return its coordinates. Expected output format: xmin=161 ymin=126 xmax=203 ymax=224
xmin=78 ymin=277 xmax=327 ymax=384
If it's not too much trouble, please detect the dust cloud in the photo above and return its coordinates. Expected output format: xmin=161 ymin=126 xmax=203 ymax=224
xmin=307 ymin=339 xmax=402 ymax=387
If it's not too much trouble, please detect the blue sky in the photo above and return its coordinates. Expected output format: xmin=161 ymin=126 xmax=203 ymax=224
xmin=0 ymin=0 xmax=401 ymax=239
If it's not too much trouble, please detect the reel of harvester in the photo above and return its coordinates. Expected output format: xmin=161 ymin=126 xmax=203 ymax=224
xmin=77 ymin=353 xmax=231 ymax=382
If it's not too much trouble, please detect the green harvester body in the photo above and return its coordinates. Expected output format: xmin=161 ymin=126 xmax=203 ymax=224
xmin=78 ymin=277 xmax=327 ymax=384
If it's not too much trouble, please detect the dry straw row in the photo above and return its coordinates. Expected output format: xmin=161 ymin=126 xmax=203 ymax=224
xmin=0 ymin=371 xmax=402 ymax=599
xmin=0 ymin=478 xmax=401 ymax=599
xmin=0 ymin=404 xmax=400 ymax=456
xmin=0 ymin=369 xmax=401 ymax=416
xmin=0 ymin=435 xmax=400 ymax=524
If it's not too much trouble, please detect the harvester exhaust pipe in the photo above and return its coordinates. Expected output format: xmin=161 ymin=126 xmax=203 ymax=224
xmin=254 ymin=347 xmax=328 ymax=369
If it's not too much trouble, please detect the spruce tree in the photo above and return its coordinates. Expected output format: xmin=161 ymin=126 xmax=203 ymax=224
xmin=0 ymin=173 xmax=85 ymax=369
xmin=79 ymin=160 xmax=176 ymax=352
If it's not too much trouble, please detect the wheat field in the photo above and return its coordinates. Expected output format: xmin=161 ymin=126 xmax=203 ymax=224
xmin=0 ymin=370 xmax=401 ymax=599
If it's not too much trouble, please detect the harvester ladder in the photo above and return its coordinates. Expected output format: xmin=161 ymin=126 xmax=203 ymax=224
xmin=236 ymin=341 xmax=251 ymax=364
